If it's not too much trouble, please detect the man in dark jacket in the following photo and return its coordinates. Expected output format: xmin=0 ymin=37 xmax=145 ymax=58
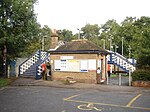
xmin=46 ymin=62 xmax=51 ymax=80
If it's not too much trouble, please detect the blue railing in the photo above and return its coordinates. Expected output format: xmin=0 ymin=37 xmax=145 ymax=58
xmin=19 ymin=50 xmax=40 ymax=76
xmin=108 ymin=51 xmax=136 ymax=73
xmin=35 ymin=53 xmax=50 ymax=80
xmin=19 ymin=50 xmax=49 ymax=77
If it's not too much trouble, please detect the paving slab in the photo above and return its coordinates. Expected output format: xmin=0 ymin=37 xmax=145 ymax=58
xmin=10 ymin=78 xmax=150 ymax=93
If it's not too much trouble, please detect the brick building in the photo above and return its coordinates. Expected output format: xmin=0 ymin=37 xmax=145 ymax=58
xmin=49 ymin=32 xmax=109 ymax=83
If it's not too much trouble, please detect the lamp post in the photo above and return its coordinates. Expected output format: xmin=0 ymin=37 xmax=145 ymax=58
xmin=101 ymin=39 xmax=105 ymax=50
xmin=115 ymin=45 xmax=119 ymax=52
xmin=122 ymin=37 xmax=124 ymax=55
xmin=3 ymin=45 xmax=7 ymax=78
xmin=42 ymin=36 xmax=44 ymax=51
xmin=128 ymin=46 xmax=131 ymax=59
xmin=77 ymin=28 xmax=80 ymax=39
xmin=108 ymin=35 xmax=113 ymax=51
xmin=42 ymin=36 xmax=46 ymax=51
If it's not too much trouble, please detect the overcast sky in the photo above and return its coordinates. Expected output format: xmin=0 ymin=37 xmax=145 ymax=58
xmin=34 ymin=0 xmax=150 ymax=33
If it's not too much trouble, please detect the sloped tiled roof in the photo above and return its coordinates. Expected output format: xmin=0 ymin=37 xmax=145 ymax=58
xmin=56 ymin=39 xmax=102 ymax=51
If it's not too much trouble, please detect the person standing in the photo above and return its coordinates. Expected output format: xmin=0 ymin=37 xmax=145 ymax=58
xmin=96 ymin=67 xmax=101 ymax=83
xmin=41 ymin=62 xmax=47 ymax=80
xmin=46 ymin=62 xmax=51 ymax=80
xmin=107 ymin=64 xmax=111 ymax=77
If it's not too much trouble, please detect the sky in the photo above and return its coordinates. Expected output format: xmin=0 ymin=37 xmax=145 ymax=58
xmin=34 ymin=0 xmax=150 ymax=34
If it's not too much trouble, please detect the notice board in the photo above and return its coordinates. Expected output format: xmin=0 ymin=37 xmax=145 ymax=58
xmin=54 ymin=59 xmax=96 ymax=72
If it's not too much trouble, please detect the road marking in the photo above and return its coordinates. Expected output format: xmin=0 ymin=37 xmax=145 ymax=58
xmin=64 ymin=95 xmax=150 ymax=111
xmin=63 ymin=91 xmax=94 ymax=101
xmin=77 ymin=104 xmax=92 ymax=111
xmin=63 ymin=94 xmax=81 ymax=100
xmin=126 ymin=93 xmax=142 ymax=107
xmin=77 ymin=103 xmax=102 ymax=111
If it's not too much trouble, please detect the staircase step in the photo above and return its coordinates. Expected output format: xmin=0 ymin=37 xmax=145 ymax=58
xmin=19 ymin=50 xmax=49 ymax=79
xmin=20 ymin=75 xmax=35 ymax=79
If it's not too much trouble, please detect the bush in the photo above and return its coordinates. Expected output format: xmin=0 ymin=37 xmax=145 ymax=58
xmin=137 ymin=51 xmax=150 ymax=70
xmin=132 ymin=69 xmax=150 ymax=81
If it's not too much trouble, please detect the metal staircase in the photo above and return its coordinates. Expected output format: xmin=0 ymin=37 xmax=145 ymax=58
xmin=19 ymin=50 xmax=49 ymax=79
xmin=108 ymin=51 xmax=136 ymax=73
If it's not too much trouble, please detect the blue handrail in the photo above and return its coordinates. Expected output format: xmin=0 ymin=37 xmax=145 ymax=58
xmin=19 ymin=50 xmax=40 ymax=76
xmin=35 ymin=53 xmax=49 ymax=80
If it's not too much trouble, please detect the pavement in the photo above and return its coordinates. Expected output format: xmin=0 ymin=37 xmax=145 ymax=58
xmin=10 ymin=77 xmax=150 ymax=93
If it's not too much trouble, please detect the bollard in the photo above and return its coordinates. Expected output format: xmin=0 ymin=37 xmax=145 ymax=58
xmin=119 ymin=74 xmax=121 ymax=86
xmin=129 ymin=71 xmax=131 ymax=86
xmin=15 ymin=65 xmax=19 ymax=78
xmin=7 ymin=65 xmax=10 ymax=78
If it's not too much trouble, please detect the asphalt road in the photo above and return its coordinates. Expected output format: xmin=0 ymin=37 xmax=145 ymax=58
xmin=0 ymin=86 xmax=150 ymax=112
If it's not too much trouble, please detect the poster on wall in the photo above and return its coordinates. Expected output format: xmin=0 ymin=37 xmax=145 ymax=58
xmin=67 ymin=60 xmax=80 ymax=72
xmin=54 ymin=59 xmax=97 ymax=72
xmin=98 ymin=60 xmax=102 ymax=72
xmin=80 ymin=60 xmax=88 ymax=72
xmin=60 ymin=60 xmax=67 ymax=71
xmin=54 ymin=60 xmax=61 ymax=71
xmin=88 ymin=59 xmax=96 ymax=70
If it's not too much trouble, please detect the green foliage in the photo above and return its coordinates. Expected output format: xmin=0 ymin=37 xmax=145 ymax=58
xmin=100 ymin=20 xmax=121 ymax=51
xmin=81 ymin=24 xmax=100 ymax=39
xmin=0 ymin=0 xmax=39 ymax=58
xmin=137 ymin=50 xmax=150 ymax=69
xmin=110 ymin=74 xmax=117 ymax=78
xmin=132 ymin=69 xmax=150 ymax=81
xmin=0 ymin=78 xmax=10 ymax=87
xmin=0 ymin=0 xmax=150 ymax=78
xmin=40 ymin=25 xmax=52 ymax=51
xmin=100 ymin=17 xmax=150 ymax=68
xmin=57 ymin=29 xmax=74 ymax=41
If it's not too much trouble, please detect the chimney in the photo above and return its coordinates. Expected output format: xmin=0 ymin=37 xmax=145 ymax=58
xmin=50 ymin=29 xmax=58 ymax=49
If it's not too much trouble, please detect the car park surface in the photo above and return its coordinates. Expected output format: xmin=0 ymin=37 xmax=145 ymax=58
xmin=0 ymin=86 xmax=150 ymax=112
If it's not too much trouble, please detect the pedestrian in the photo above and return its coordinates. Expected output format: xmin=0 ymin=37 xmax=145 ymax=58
xmin=41 ymin=62 xmax=47 ymax=80
xmin=97 ymin=67 xmax=102 ymax=83
xmin=97 ymin=67 xmax=101 ymax=75
xmin=107 ymin=64 xmax=111 ymax=77
xmin=46 ymin=62 xmax=52 ymax=80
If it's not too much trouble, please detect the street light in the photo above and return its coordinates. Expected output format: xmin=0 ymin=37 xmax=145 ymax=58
xmin=42 ymin=36 xmax=45 ymax=51
xmin=108 ymin=35 xmax=113 ymax=51
xmin=77 ymin=28 xmax=80 ymax=39
xmin=3 ymin=45 xmax=7 ymax=78
xmin=101 ymin=39 xmax=105 ymax=50
xmin=122 ymin=37 xmax=124 ymax=55
xmin=115 ymin=45 xmax=119 ymax=52
xmin=42 ymin=36 xmax=47 ymax=51
xmin=128 ymin=46 xmax=131 ymax=59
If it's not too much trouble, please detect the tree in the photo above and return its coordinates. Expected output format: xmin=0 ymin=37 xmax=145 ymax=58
xmin=39 ymin=25 xmax=52 ymax=51
xmin=81 ymin=24 xmax=100 ymax=39
xmin=100 ymin=20 xmax=120 ymax=51
xmin=133 ymin=16 xmax=150 ymax=69
xmin=0 ymin=0 xmax=39 ymax=76
xmin=0 ymin=0 xmax=39 ymax=57
xmin=57 ymin=29 xmax=74 ymax=41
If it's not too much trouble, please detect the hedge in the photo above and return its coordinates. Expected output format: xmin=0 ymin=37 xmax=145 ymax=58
xmin=132 ymin=69 xmax=150 ymax=81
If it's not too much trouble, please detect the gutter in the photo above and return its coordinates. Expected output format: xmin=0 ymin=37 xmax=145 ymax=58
xmin=48 ymin=50 xmax=109 ymax=55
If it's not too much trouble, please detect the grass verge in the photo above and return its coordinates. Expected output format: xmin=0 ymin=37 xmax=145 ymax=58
xmin=0 ymin=78 xmax=11 ymax=87
xmin=110 ymin=74 xmax=117 ymax=78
